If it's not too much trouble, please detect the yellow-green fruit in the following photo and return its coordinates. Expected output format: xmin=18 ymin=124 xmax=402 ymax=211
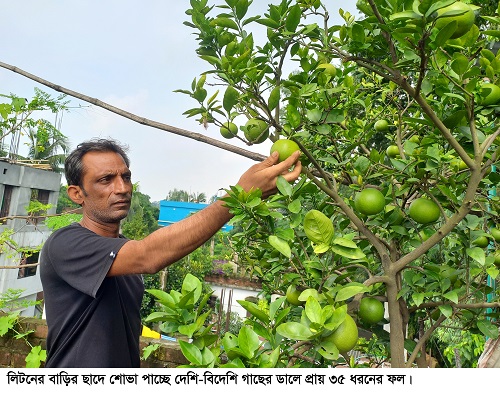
xmin=479 ymin=83 xmax=500 ymax=106
xmin=494 ymin=251 xmax=500 ymax=266
xmin=244 ymin=118 xmax=269 ymax=144
xmin=325 ymin=314 xmax=359 ymax=353
xmin=434 ymin=1 xmax=475 ymax=39
xmin=409 ymin=198 xmax=441 ymax=224
xmin=358 ymin=297 xmax=385 ymax=325
xmin=386 ymin=145 xmax=400 ymax=158
xmin=374 ymin=119 xmax=389 ymax=132
xmin=220 ymin=122 xmax=238 ymax=139
xmin=409 ymin=135 xmax=420 ymax=144
xmin=354 ymin=188 xmax=385 ymax=216
xmin=473 ymin=236 xmax=489 ymax=248
xmin=270 ymin=139 xmax=300 ymax=162
xmin=491 ymin=227 xmax=500 ymax=242
xmin=286 ymin=285 xmax=302 ymax=306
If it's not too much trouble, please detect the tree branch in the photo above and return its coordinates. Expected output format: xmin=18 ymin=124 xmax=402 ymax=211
xmin=0 ymin=61 xmax=267 ymax=163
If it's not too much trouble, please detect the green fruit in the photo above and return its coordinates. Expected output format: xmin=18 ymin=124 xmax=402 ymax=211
xmin=409 ymin=135 xmax=420 ymax=144
xmin=354 ymin=188 xmax=385 ymax=216
xmin=325 ymin=314 xmax=358 ymax=353
xmin=286 ymin=285 xmax=302 ymax=306
xmin=374 ymin=119 xmax=389 ymax=132
xmin=472 ymin=235 xmax=489 ymax=248
xmin=479 ymin=83 xmax=500 ymax=106
xmin=270 ymin=139 xmax=300 ymax=162
xmin=408 ymin=198 xmax=441 ymax=224
xmin=358 ymin=297 xmax=385 ymax=325
xmin=386 ymin=145 xmax=400 ymax=158
xmin=491 ymin=227 xmax=500 ymax=242
xmin=244 ymin=118 xmax=269 ymax=144
xmin=494 ymin=251 xmax=500 ymax=266
xmin=220 ymin=122 xmax=238 ymax=139
xmin=434 ymin=1 xmax=475 ymax=39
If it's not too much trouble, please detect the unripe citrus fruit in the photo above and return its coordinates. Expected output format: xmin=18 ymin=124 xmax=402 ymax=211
xmin=434 ymin=1 xmax=475 ymax=39
xmin=479 ymin=83 xmax=500 ymax=106
xmin=386 ymin=145 xmax=400 ymax=158
xmin=270 ymin=139 xmax=300 ymax=162
xmin=408 ymin=198 xmax=440 ymax=224
xmin=220 ymin=122 xmax=238 ymax=139
xmin=494 ymin=251 xmax=500 ymax=266
xmin=354 ymin=188 xmax=385 ymax=215
xmin=491 ymin=227 xmax=500 ymax=242
xmin=472 ymin=236 xmax=489 ymax=248
xmin=358 ymin=297 xmax=385 ymax=325
xmin=244 ymin=118 xmax=269 ymax=144
xmin=374 ymin=119 xmax=389 ymax=132
xmin=325 ymin=314 xmax=358 ymax=353
xmin=286 ymin=284 xmax=302 ymax=306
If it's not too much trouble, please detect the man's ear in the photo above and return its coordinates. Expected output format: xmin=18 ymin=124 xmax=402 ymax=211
xmin=67 ymin=185 xmax=84 ymax=205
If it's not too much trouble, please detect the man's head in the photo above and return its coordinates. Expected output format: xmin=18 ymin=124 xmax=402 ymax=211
xmin=66 ymin=138 xmax=133 ymax=228
xmin=65 ymin=138 xmax=130 ymax=187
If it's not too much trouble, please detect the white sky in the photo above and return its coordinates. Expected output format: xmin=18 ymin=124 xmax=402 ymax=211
xmin=0 ymin=0 xmax=358 ymax=202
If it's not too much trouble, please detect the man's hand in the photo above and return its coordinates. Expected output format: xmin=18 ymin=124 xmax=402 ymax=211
xmin=237 ymin=150 xmax=302 ymax=198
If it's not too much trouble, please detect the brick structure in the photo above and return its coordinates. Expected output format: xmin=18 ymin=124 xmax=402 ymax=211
xmin=0 ymin=316 xmax=187 ymax=368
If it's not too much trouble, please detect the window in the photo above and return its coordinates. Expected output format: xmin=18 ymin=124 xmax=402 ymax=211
xmin=18 ymin=251 xmax=39 ymax=279
xmin=30 ymin=188 xmax=50 ymax=223
xmin=0 ymin=184 xmax=13 ymax=222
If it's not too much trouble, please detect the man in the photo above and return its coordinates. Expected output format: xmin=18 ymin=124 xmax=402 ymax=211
xmin=39 ymin=138 xmax=301 ymax=367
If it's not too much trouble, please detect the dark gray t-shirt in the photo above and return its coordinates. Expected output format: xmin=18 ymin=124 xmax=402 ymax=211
xmin=40 ymin=223 xmax=144 ymax=367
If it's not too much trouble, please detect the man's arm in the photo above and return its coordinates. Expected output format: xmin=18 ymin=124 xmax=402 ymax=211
xmin=108 ymin=150 xmax=301 ymax=276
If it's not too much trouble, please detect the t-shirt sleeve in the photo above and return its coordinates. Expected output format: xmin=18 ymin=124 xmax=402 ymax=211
xmin=44 ymin=225 xmax=129 ymax=298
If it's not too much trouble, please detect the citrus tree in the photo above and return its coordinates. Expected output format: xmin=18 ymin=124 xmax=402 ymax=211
xmin=162 ymin=0 xmax=500 ymax=368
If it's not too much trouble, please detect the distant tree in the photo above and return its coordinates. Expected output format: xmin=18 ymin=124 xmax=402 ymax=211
xmin=24 ymin=120 xmax=69 ymax=173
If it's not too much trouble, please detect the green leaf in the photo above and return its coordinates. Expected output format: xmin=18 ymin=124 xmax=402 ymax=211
xmin=276 ymin=322 xmax=314 ymax=340
xmin=178 ymin=340 xmax=203 ymax=365
xmin=433 ymin=20 xmax=458 ymax=47
xmin=305 ymin=296 xmax=323 ymax=325
xmin=443 ymin=291 xmax=458 ymax=304
xmin=286 ymin=104 xmax=301 ymax=128
xmin=451 ymin=53 xmax=469 ymax=76
xmin=269 ymin=235 xmax=291 ymax=258
xmin=389 ymin=11 xmax=422 ymax=20
xmin=256 ymin=18 xmax=280 ymax=29
xmin=238 ymin=326 xmax=260 ymax=359
xmin=285 ymin=5 xmax=301 ymax=32
xmin=412 ymin=292 xmax=425 ymax=307
xmin=268 ymin=86 xmax=281 ymax=111
xmin=223 ymin=86 xmax=239 ymax=113
xmin=178 ymin=323 xmax=197 ymax=338
xmin=276 ymin=175 xmax=293 ymax=197
xmin=467 ymin=247 xmax=485 ymax=266
xmin=477 ymin=319 xmax=499 ymax=339
xmin=303 ymin=209 xmax=334 ymax=245
xmin=335 ymin=284 xmax=369 ymax=302
xmin=211 ymin=17 xmax=239 ymax=30
xmin=483 ymin=30 xmax=500 ymax=38
xmin=237 ymin=300 xmax=270 ymax=324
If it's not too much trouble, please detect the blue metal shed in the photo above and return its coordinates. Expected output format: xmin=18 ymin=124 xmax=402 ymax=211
xmin=158 ymin=200 xmax=233 ymax=232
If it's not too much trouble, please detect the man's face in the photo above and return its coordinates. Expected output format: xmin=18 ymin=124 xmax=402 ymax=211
xmin=78 ymin=151 xmax=133 ymax=224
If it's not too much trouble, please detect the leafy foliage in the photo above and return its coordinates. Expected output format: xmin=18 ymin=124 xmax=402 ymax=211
xmin=170 ymin=0 xmax=500 ymax=368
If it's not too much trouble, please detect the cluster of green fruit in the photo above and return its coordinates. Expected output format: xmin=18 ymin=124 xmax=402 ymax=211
xmin=354 ymin=188 xmax=441 ymax=225
xmin=219 ymin=118 xmax=270 ymax=143
xmin=285 ymin=285 xmax=385 ymax=353
xmin=473 ymin=227 xmax=500 ymax=267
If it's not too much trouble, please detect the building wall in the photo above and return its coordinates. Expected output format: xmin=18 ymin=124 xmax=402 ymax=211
xmin=0 ymin=316 xmax=187 ymax=368
xmin=0 ymin=160 xmax=61 ymax=316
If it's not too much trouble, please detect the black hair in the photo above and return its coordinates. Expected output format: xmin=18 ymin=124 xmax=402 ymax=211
xmin=64 ymin=138 xmax=130 ymax=186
